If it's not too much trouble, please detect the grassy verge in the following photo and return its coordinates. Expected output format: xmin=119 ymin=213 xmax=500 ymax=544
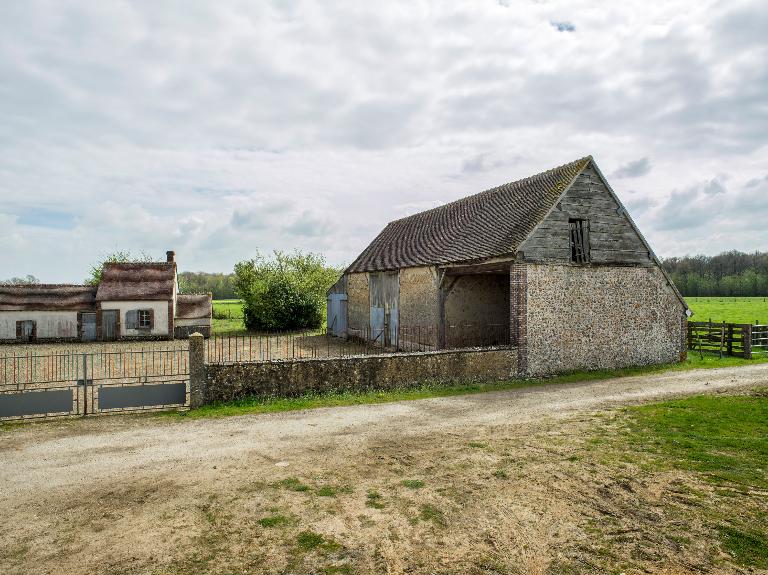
xmin=588 ymin=388 xmax=768 ymax=570
xmin=170 ymin=352 xmax=767 ymax=420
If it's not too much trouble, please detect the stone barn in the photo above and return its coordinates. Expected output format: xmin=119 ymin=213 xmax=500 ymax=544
xmin=331 ymin=156 xmax=689 ymax=376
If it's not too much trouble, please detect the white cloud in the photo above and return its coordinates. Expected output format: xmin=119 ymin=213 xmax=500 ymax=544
xmin=0 ymin=0 xmax=767 ymax=282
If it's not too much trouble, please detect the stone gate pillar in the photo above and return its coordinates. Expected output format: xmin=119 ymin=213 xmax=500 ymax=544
xmin=189 ymin=332 xmax=206 ymax=408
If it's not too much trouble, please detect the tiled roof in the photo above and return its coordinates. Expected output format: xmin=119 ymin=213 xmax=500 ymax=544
xmin=96 ymin=262 xmax=176 ymax=301
xmin=347 ymin=156 xmax=591 ymax=273
xmin=0 ymin=284 xmax=97 ymax=311
xmin=176 ymin=293 xmax=212 ymax=319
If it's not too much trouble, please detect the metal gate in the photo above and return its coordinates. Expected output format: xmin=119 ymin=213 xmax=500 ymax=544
xmin=0 ymin=349 xmax=189 ymax=421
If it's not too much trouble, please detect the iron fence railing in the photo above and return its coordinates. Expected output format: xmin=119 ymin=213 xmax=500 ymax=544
xmin=206 ymin=323 xmax=510 ymax=364
xmin=0 ymin=349 xmax=188 ymax=390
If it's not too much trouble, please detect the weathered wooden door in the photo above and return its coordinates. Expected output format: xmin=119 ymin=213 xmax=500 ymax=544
xmin=81 ymin=313 xmax=97 ymax=341
xmin=101 ymin=310 xmax=119 ymax=341
xmin=327 ymin=293 xmax=348 ymax=337
xmin=369 ymin=272 xmax=399 ymax=346
xmin=18 ymin=320 xmax=34 ymax=342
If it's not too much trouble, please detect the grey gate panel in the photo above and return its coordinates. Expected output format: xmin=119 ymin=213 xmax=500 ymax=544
xmin=0 ymin=389 xmax=73 ymax=418
xmin=81 ymin=313 xmax=97 ymax=342
xmin=98 ymin=382 xmax=186 ymax=410
xmin=102 ymin=310 xmax=118 ymax=341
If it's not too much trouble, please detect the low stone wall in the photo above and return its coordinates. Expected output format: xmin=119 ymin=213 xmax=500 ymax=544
xmin=204 ymin=347 xmax=517 ymax=404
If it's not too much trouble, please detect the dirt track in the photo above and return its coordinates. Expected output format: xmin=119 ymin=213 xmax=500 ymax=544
xmin=2 ymin=364 xmax=767 ymax=574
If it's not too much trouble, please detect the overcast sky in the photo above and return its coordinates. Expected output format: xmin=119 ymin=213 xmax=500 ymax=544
xmin=1 ymin=0 xmax=767 ymax=282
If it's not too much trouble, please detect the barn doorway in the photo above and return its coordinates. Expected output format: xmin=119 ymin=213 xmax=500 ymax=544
xmin=369 ymin=271 xmax=399 ymax=346
xmin=440 ymin=263 xmax=510 ymax=348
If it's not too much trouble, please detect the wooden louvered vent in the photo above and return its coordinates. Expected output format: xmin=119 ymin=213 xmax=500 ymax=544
xmin=569 ymin=218 xmax=590 ymax=264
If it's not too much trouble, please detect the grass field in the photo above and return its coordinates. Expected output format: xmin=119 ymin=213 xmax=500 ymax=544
xmin=212 ymin=299 xmax=245 ymax=334
xmin=687 ymin=296 xmax=768 ymax=324
xmin=585 ymin=388 xmax=768 ymax=570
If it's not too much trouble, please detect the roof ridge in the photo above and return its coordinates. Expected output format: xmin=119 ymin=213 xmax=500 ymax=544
xmin=387 ymin=155 xmax=592 ymax=225
xmin=103 ymin=261 xmax=172 ymax=266
xmin=0 ymin=283 xmax=93 ymax=289
xmin=346 ymin=155 xmax=594 ymax=273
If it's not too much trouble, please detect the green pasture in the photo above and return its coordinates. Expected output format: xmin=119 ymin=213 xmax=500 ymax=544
xmin=686 ymin=296 xmax=768 ymax=324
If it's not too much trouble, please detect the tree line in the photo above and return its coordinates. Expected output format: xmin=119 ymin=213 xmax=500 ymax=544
xmin=178 ymin=271 xmax=238 ymax=299
xmin=5 ymin=249 xmax=766 ymax=310
xmin=661 ymin=250 xmax=768 ymax=296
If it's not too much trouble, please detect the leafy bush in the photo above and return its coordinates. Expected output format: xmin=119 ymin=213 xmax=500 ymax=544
xmin=233 ymin=250 xmax=341 ymax=331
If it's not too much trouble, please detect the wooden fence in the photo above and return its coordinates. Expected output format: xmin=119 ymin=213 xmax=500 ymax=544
xmin=687 ymin=321 xmax=768 ymax=358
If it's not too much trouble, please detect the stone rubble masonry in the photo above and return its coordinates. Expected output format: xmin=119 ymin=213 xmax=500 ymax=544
xmin=509 ymin=263 xmax=528 ymax=375
xmin=204 ymin=347 xmax=516 ymax=404
xmin=399 ymin=266 xmax=439 ymax=346
xmin=523 ymin=263 xmax=686 ymax=376
xmin=346 ymin=272 xmax=369 ymax=335
xmin=444 ymin=274 xmax=509 ymax=343
xmin=680 ymin=314 xmax=688 ymax=362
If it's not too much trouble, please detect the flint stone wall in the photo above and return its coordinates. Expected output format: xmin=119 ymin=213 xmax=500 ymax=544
xmin=205 ymin=347 xmax=516 ymax=403
xmin=346 ymin=272 xmax=369 ymax=334
xmin=524 ymin=263 xmax=686 ymax=375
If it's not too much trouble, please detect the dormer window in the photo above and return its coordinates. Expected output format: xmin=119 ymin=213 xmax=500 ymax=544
xmin=569 ymin=219 xmax=590 ymax=263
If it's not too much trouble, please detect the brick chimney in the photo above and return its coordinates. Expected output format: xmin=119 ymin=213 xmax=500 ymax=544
xmin=166 ymin=250 xmax=175 ymax=263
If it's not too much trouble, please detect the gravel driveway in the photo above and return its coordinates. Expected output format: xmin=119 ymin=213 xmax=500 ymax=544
xmin=1 ymin=363 xmax=766 ymax=574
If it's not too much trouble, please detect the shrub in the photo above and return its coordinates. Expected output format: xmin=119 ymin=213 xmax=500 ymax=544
xmin=234 ymin=250 xmax=341 ymax=331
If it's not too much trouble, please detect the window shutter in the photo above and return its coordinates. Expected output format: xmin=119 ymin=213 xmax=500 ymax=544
xmin=31 ymin=322 xmax=37 ymax=341
xmin=16 ymin=321 xmax=22 ymax=339
xmin=126 ymin=310 xmax=138 ymax=329
xmin=148 ymin=309 xmax=154 ymax=329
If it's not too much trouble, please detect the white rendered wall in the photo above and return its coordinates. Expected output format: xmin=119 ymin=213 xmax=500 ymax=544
xmin=100 ymin=300 xmax=169 ymax=337
xmin=0 ymin=311 xmax=79 ymax=340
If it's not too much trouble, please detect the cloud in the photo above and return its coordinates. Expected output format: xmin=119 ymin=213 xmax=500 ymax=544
xmin=612 ymin=157 xmax=652 ymax=179
xmin=1 ymin=0 xmax=768 ymax=281
xmin=648 ymin=175 xmax=768 ymax=252
xmin=16 ymin=208 xmax=76 ymax=229
xmin=460 ymin=153 xmax=515 ymax=174
xmin=283 ymin=211 xmax=333 ymax=237
xmin=551 ymin=21 xmax=575 ymax=32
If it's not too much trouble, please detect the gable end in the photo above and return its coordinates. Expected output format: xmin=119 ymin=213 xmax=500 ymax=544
xmin=518 ymin=162 xmax=651 ymax=265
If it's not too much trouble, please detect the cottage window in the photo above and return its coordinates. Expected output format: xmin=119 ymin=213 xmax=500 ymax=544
xmin=569 ymin=218 xmax=590 ymax=263
xmin=138 ymin=310 xmax=152 ymax=329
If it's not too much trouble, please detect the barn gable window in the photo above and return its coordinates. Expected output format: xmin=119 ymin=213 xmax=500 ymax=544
xmin=569 ymin=218 xmax=590 ymax=263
